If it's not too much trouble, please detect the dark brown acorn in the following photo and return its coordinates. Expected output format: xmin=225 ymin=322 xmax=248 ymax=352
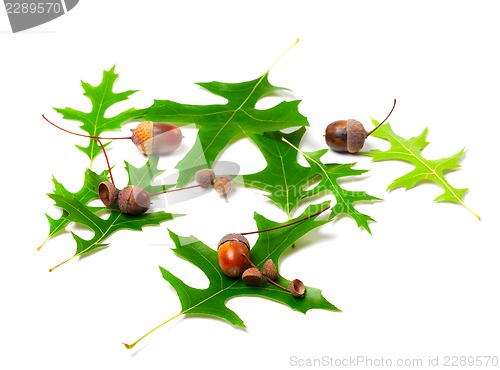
xmin=325 ymin=99 xmax=396 ymax=153
xmin=117 ymin=185 xmax=151 ymax=215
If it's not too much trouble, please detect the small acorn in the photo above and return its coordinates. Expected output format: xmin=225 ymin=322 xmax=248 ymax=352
xmin=117 ymin=185 xmax=151 ymax=215
xmin=242 ymin=267 xmax=263 ymax=285
xmin=325 ymin=99 xmax=396 ymax=153
xmin=195 ymin=169 xmax=215 ymax=187
xmin=213 ymin=175 xmax=233 ymax=195
xmin=98 ymin=181 xmax=118 ymax=207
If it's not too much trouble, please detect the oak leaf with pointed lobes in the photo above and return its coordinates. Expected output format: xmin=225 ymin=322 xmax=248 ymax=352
xmin=123 ymin=202 xmax=339 ymax=349
xmin=40 ymin=169 xmax=110 ymax=250
xmin=163 ymin=202 xmax=339 ymax=323
xmin=363 ymin=120 xmax=480 ymax=220
xmin=141 ymin=72 xmax=309 ymax=186
xmin=53 ymin=66 xmax=146 ymax=162
xmin=47 ymin=194 xmax=179 ymax=271
xmin=44 ymin=156 xmax=180 ymax=270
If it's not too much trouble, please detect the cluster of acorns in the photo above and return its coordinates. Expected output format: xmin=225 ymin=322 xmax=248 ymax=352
xmin=45 ymin=98 xmax=395 ymax=295
xmin=217 ymin=233 xmax=305 ymax=297
xmin=97 ymin=169 xmax=234 ymax=215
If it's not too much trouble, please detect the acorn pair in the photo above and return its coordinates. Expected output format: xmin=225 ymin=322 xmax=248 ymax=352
xmin=195 ymin=169 xmax=233 ymax=196
xmin=99 ymin=182 xmax=150 ymax=215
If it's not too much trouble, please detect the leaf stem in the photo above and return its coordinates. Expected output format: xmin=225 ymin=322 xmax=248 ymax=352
xmin=49 ymin=254 xmax=77 ymax=272
xmin=266 ymin=38 xmax=300 ymax=74
xmin=123 ymin=312 xmax=183 ymax=349
xmin=37 ymin=235 xmax=51 ymax=251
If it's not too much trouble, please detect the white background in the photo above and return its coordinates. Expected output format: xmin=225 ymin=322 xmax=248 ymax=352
xmin=1 ymin=1 xmax=499 ymax=369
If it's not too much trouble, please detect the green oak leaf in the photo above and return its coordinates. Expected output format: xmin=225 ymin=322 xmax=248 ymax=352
xmin=142 ymin=70 xmax=308 ymax=186
xmin=53 ymin=66 xmax=145 ymax=163
xmin=281 ymin=137 xmax=379 ymax=233
xmin=124 ymin=202 xmax=338 ymax=349
xmin=363 ymin=120 xmax=479 ymax=220
xmin=243 ymin=128 xmax=313 ymax=216
xmin=44 ymin=157 xmax=181 ymax=271
xmin=39 ymin=169 xmax=109 ymax=250
xmin=47 ymin=194 xmax=179 ymax=272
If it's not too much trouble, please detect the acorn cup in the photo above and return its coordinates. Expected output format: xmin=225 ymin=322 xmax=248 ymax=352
xmin=242 ymin=268 xmax=264 ymax=285
xmin=288 ymin=279 xmax=306 ymax=298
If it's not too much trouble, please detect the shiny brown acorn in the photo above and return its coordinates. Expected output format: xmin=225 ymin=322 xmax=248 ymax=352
xmin=43 ymin=115 xmax=182 ymax=156
xmin=325 ymin=99 xmax=396 ymax=153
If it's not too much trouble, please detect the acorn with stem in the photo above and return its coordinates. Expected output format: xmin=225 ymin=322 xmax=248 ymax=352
xmin=325 ymin=99 xmax=397 ymax=153
xmin=43 ymin=115 xmax=234 ymax=214
xmin=217 ymin=205 xmax=330 ymax=296
xmin=43 ymin=114 xmax=183 ymax=156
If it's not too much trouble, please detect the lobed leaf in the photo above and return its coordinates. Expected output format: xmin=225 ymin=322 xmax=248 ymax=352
xmin=40 ymin=169 xmax=109 ymax=250
xmin=363 ymin=121 xmax=479 ymax=219
xmin=142 ymin=74 xmax=309 ymax=186
xmin=53 ymin=66 xmax=146 ymax=162
xmin=160 ymin=202 xmax=339 ymax=328
xmin=48 ymin=194 xmax=180 ymax=271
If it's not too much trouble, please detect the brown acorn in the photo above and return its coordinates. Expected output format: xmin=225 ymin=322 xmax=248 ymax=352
xmin=325 ymin=99 xmax=396 ymax=153
xmin=118 ymin=185 xmax=151 ymax=215
xmin=131 ymin=121 xmax=182 ymax=155
xmin=195 ymin=169 xmax=215 ymax=187
xmin=217 ymin=233 xmax=251 ymax=278
xmin=213 ymin=175 xmax=233 ymax=195
xmin=325 ymin=119 xmax=367 ymax=153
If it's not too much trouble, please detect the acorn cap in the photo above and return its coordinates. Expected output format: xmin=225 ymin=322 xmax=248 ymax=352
xmin=131 ymin=121 xmax=154 ymax=154
xmin=262 ymin=259 xmax=279 ymax=281
xmin=288 ymin=279 xmax=306 ymax=298
xmin=98 ymin=181 xmax=118 ymax=207
xmin=242 ymin=267 xmax=263 ymax=285
xmin=217 ymin=233 xmax=250 ymax=250
xmin=346 ymin=119 xmax=368 ymax=153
